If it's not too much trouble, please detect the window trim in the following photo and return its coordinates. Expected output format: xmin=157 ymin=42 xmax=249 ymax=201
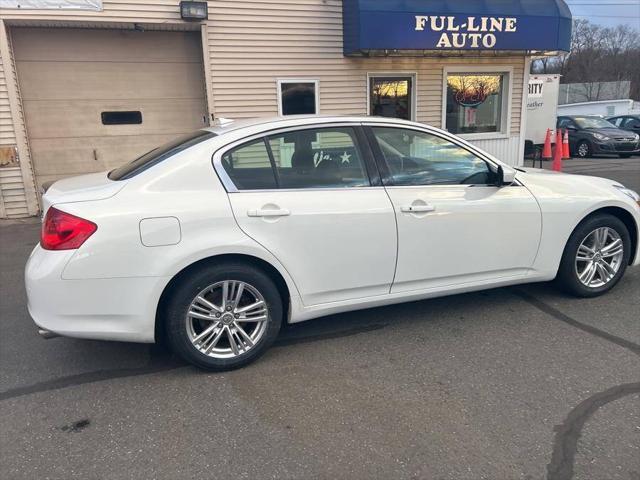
xmin=366 ymin=72 xmax=417 ymax=121
xmin=276 ymin=79 xmax=320 ymax=116
xmin=212 ymin=123 xmax=378 ymax=193
xmin=441 ymin=66 xmax=513 ymax=141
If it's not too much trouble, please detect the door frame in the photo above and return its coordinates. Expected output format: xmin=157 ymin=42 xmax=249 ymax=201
xmin=366 ymin=72 xmax=417 ymax=121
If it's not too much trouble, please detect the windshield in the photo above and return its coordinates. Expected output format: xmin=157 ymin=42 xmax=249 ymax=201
xmin=108 ymin=130 xmax=217 ymax=180
xmin=573 ymin=117 xmax=616 ymax=129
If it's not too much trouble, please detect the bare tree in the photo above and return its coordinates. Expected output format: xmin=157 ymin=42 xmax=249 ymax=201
xmin=530 ymin=20 xmax=640 ymax=100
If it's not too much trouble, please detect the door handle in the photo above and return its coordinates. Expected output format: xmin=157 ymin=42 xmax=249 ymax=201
xmin=247 ymin=208 xmax=290 ymax=217
xmin=400 ymin=205 xmax=435 ymax=213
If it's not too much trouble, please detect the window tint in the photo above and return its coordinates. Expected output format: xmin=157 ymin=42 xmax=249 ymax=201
xmin=557 ymin=118 xmax=574 ymax=129
xmin=268 ymin=127 xmax=369 ymax=189
xmin=221 ymin=140 xmax=277 ymax=190
xmin=371 ymin=127 xmax=493 ymax=186
xmin=108 ymin=130 xmax=216 ymax=180
xmin=279 ymin=81 xmax=317 ymax=115
xmin=609 ymin=117 xmax=622 ymax=127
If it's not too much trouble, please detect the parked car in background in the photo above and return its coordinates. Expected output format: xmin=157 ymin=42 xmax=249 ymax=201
xmin=607 ymin=114 xmax=640 ymax=139
xmin=26 ymin=116 xmax=640 ymax=371
xmin=557 ymin=115 xmax=640 ymax=158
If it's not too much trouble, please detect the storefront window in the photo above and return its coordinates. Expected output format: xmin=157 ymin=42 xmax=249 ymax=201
xmin=278 ymin=80 xmax=318 ymax=115
xmin=445 ymin=74 xmax=505 ymax=135
xmin=369 ymin=76 xmax=413 ymax=120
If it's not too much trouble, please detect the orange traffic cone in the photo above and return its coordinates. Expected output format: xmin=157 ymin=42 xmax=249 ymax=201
xmin=552 ymin=129 xmax=563 ymax=172
xmin=542 ymin=128 xmax=552 ymax=159
xmin=562 ymin=129 xmax=570 ymax=159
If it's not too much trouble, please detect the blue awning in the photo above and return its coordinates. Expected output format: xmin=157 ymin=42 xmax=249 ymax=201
xmin=343 ymin=0 xmax=572 ymax=55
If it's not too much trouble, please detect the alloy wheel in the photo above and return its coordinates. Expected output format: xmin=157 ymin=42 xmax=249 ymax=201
xmin=185 ymin=280 xmax=269 ymax=358
xmin=575 ymin=227 xmax=624 ymax=288
xmin=577 ymin=142 xmax=589 ymax=157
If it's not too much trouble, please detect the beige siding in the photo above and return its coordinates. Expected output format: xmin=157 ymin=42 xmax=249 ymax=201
xmin=0 ymin=27 xmax=30 ymax=218
xmin=207 ymin=0 xmax=525 ymax=136
xmin=0 ymin=51 xmax=16 ymax=146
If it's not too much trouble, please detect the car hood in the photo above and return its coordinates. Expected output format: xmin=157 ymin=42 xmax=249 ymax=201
xmin=584 ymin=127 xmax=635 ymax=138
xmin=515 ymin=167 xmax=637 ymax=207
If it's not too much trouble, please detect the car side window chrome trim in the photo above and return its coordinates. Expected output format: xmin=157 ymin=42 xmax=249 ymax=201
xmin=212 ymin=122 xmax=382 ymax=193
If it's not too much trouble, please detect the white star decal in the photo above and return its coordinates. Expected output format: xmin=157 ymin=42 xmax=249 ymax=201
xmin=340 ymin=151 xmax=351 ymax=164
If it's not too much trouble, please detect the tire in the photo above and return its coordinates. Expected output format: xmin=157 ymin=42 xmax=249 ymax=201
xmin=574 ymin=140 xmax=592 ymax=158
xmin=164 ymin=262 xmax=283 ymax=371
xmin=619 ymin=153 xmax=632 ymax=158
xmin=556 ymin=214 xmax=631 ymax=297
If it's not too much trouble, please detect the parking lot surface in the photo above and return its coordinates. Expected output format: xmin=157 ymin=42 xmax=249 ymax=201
xmin=1 ymin=157 xmax=639 ymax=480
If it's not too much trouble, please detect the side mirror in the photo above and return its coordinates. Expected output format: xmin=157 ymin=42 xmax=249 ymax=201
xmin=494 ymin=165 xmax=516 ymax=187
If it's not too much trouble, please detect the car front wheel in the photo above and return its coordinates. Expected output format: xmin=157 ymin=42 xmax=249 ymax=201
xmin=165 ymin=262 xmax=283 ymax=370
xmin=575 ymin=140 xmax=591 ymax=158
xmin=556 ymin=214 xmax=631 ymax=297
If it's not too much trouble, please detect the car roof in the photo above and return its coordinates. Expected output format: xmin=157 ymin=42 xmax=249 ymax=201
xmin=201 ymin=115 xmax=435 ymax=136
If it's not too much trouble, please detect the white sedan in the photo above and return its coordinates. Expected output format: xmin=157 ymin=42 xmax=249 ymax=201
xmin=26 ymin=116 xmax=640 ymax=370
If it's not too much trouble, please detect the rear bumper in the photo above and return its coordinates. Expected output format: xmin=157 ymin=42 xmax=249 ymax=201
xmin=25 ymin=245 xmax=168 ymax=343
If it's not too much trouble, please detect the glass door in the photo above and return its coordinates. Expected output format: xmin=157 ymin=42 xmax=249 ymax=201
xmin=369 ymin=76 xmax=414 ymax=121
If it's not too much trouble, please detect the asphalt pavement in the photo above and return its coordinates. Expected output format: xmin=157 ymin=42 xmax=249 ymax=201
xmin=1 ymin=156 xmax=639 ymax=480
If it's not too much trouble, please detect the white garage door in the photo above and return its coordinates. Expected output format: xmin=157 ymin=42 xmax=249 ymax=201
xmin=12 ymin=27 xmax=208 ymax=188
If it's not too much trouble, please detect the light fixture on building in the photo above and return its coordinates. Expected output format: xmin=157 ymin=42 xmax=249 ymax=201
xmin=180 ymin=1 xmax=208 ymax=20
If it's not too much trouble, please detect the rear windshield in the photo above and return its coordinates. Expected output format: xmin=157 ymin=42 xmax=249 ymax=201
xmin=108 ymin=130 xmax=217 ymax=180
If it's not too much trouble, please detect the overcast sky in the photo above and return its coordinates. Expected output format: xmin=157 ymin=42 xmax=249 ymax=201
xmin=565 ymin=0 xmax=640 ymax=28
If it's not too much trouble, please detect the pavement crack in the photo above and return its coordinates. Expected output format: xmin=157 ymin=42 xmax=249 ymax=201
xmin=546 ymin=382 xmax=640 ymax=480
xmin=0 ymin=361 xmax=184 ymax=402
xmin=511 ymin=289 xmax=640 ymax=356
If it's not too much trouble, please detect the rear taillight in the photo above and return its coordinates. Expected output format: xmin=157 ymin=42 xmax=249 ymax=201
xmin=41 ymin=207 xmax=97 ymax=250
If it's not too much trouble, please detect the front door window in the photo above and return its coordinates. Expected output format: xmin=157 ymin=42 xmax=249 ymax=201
xmin=369 ymin=76 xmax=413 ymax=120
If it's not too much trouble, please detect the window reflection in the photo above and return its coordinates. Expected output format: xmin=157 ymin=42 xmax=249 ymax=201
xmin=446 ymin=74 xmax=504 ymax=134
xmin=370 ymin=77 xmax=412 ymax=120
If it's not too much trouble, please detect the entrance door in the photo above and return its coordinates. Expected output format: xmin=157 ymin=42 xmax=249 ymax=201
xmin=218 ymin=125 xmax=397 ymax=306
xmin=369 ymin=75 xmax=414 ymax=120
xmin=366 ymin=125 xmax=542 ymax=293
xmin=11 ymin=27 xmax=208 ymax=189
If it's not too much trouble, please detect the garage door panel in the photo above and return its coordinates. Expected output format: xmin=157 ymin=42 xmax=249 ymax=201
xmin=12 ymin=28 xmax=207 ymax=189
xmin=23 ymin=98 xmax=206 ymax=139
xmin=12 ymin=28 xmax=202 ymax=63
xmin=17 ymin=61 xmax=205 ymax=101
xmin=30 ymin=133 xmax=181 ymax=180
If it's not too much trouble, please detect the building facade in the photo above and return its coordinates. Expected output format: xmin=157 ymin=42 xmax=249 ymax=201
xmin=0 ymin=0 xmax=571 ymax=218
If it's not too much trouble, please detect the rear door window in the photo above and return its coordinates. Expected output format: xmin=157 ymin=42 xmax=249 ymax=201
xmin=221 ymin=140 xmax=278 ymax=190
xmin=267 ymin=127 xmax=370 ymax=189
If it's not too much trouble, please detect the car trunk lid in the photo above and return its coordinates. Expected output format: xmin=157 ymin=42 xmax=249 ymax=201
xmin=42 ymin=172 xmax=127 ymax=214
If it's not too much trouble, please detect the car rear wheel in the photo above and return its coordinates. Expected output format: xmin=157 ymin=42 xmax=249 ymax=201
xmin=165 ymin=262 xmax=283 ymax=370
xmin=556 ymin=214 xmax=631 ymax=297
xmin=575 ymin=140 xmax=591 ymax=158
